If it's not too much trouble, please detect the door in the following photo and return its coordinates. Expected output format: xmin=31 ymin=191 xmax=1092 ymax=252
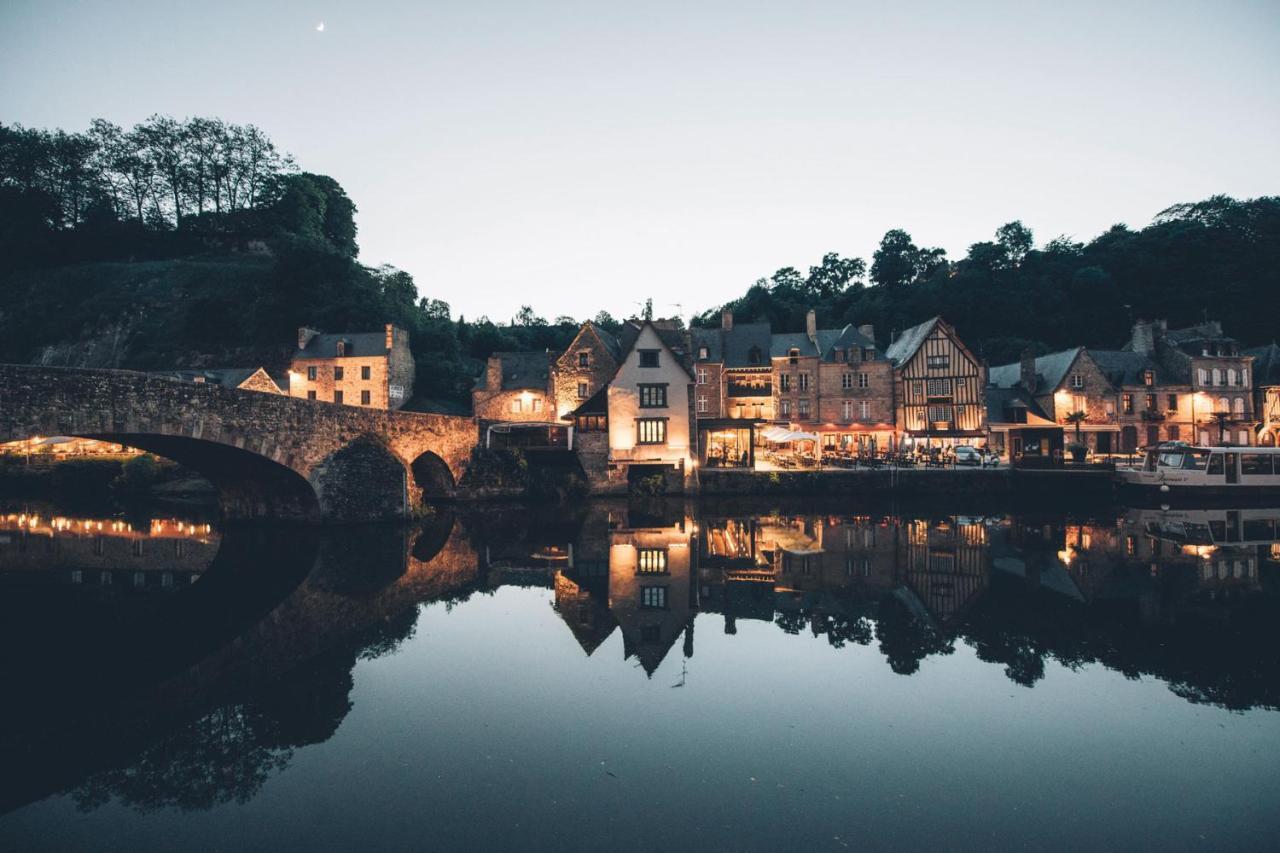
xmin=1225 ymin=453 xmax=1239 ymax=484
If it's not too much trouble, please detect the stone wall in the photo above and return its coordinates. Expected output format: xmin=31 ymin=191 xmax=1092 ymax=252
xmin=552 ymin=324 xmax=618 ymax=420
xmin=0 ymin=365 xmax=478 ymax=522
xmin=816 ymin=358 xmax=895 ymax=427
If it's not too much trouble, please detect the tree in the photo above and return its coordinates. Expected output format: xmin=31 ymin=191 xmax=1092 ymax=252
xmin=996 ymin=220 xmax=1034 ymax=267
xmin=805 ymin=252 xmax=866 ymax=299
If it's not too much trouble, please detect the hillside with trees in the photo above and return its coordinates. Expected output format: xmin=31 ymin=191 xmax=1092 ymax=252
xmin=2 ymin=116 xmax=1277 ymax=407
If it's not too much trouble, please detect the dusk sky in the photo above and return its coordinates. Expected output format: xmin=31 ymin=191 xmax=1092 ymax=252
xmin=3 ymin=0 xmax=1278 ymax=322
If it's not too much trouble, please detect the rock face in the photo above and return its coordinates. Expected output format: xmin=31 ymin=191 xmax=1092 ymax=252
xmin=0 ymin=365 xmax=479 ymax=522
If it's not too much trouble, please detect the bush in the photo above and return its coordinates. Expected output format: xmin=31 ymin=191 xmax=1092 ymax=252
xmin=631 ymin=473 xmax=668 ymax=497
xmin=112 ymin=453 xmax=160 ymax=496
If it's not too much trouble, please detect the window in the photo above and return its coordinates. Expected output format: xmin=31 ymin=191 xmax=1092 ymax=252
xmin=578 ymin=351 xmax=590 ymax=367
xmin=578 ymin=382 xmax=589 ymax=399
xmin=862 ymin=348 xmax=875 ymax=361
xmin=698 ymin=346 xmax=709 ymax=360
xmin=532 ymin=398 xmax=543 ymax=413
xmin=788 ymin=347 xmax=800 ymax=364
xmin=1238 ymin=429 xmax=1250 ymax=446
xmin=697 ymin=369 xmax=708 ymax=385
xmin=1217 ymin=396 xmax=1229 ymax=413
xmin=1167 ymin=394 xmax=1178 ymax=412
xmin=334 ymin=390 xmax=344 ymax=404
xmin=798 ymin=372 xmax=810 ymax=391
xmin=510 ymin=398 xmax=522 ymax=413
xmin=697 ymin=395 xmax=708 ymax=413
xmin=1241 ymin=454 xmax=1272 ymax=475
xmin=638 ymin=548 xmax=668 ymax=573
xmin=307 ymin=366 xmax=317 ymax=381
xmin=927 ymin=404 xmax=953 ymax=424
xmin=926 ymin=378 xmax=952 ymax=397
xmin=361 ymin=390 xmax=371 ymax=405
xmin=362 ymin=365 xmax=371 ymax=380
xmin=842 ymin=373 xmax=853 ymax=389
xmin=334 ymin=366 xmax=344 ymax=380
xmin=780 ymin=374 xmax=792 ymax=392
xmin=1227 ymin=369 xmax=1237 ymax=386
xmin=780 ymin=400 xmax=791 ymax=417
xmin=860 ymin=400 xmax=870 ymax=420
xmin=307 ymin=390 xmax=317 ymax=400
xmin=1167 ymin=424 xmax=1180 ymax=440
xmin=1207 ymin=454 xmax=1224 ymax=474
xmin=1146 ymin=393 xmax=1156 ymax=411
xmin=1072 ymin=394 xmax=1086 ymax=413
xmin=859 ymin=373 xmax=869 ymax=388
xmin=926 ymin=354 xmax=950 ymax=369
xmin=640 ymin=586 xmax=667 ymax=608
xmin=1198 ymin=368 xmax=1208 ymax=386
xmin=1070 ymin=374 xmax=1083 ymax=389
xmin=1143 ymin=370 xmax=1154 ymax=386
xmin=911 ymin=381 xmax=924 ymax=401
xmin=637 ymin=418 xmax=667 ymax=444
xmin=1213 ymin=368 xmax=1223 ymax=385
xmin=1241 ymin=369 xmax=1249 ymax=387
xmin=1122 ymin=393 xmax=1133 ymax=414
xmin=639 ymin=384 xmax=668 ymax=408
xmin=798 ymin=399 xmax=810 ymax=418
xmin=1233 ymin=397 xmax=1245 ymax=415
xmin=639 ymin=350 xmax=660 ymax=368
xmin=842 ymin=400 xmax=853 ymax=421
xmin=336 ymin=341 xmax=347 ymax=357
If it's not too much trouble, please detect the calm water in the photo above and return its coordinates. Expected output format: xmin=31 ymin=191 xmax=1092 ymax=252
xmin=1 ymin=498 xmax=1279 ymax=852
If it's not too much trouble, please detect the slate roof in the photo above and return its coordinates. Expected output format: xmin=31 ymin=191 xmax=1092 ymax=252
xmin=154 ymin=367 xmax=281 ymax=392
xmin=884 ymin=317 xmax=940 ymax=366
xmin=988 ymin=348 xmax=1083 ymax=393
xmin=591 ymin=324 xmax=623 ymax=361
xmin=770 ymin=332 xmax=818 ymax=358
xmin=294 ymin=331 xmax=387 ymax=360
xmin=822 ymin=325 xmax=879 ymax=361
xmin=564 ymin=385 xmax=608 ymax=419
xmin=1089 ymin=350 xmax=1161 ymax=386
xmin=474 ymin=351 xmax=552 ymax=391
xmin=1245 ymin=343 xmax=1280 ymax=386
xmin=724 ymin=323 xmax=772 ymax=367
xmin=985 ymin=386 xmax=1053 ymax=424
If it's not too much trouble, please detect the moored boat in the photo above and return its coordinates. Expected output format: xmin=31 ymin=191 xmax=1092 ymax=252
xmin=1117 ymin=442 xmax=1280 ymax=497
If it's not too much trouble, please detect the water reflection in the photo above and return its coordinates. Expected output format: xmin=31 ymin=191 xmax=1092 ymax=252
xmin=1 ymin=499 xmax=1278 ymax=824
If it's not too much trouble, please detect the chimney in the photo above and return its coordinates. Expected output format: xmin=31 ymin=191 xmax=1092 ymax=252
xmin=721 ymin=309 xmax=733 ymax=331
xmin=298 ymin=327 xmax=319 ymax=351
xmin=385 ymin=323 xmax=395 ymax=351
xmin=858 ymin=324 xmax=875 ymax=345
xmin=486 ymin=355 xmax=503 ymax=390
xmin=1020 ymin=349 xmax=1038 ymax=393
xmin=1131 ymin=320 xmax=1156 ymax=355
xmin=806 ymin=309 xmax=817 ymax=340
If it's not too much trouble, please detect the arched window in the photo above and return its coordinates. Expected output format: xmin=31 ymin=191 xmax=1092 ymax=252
xmin=1227 ymin=369 xmax=1237 ymax=386
xmin=1213 ymin=368 xmax=1223 ymax=385
xmin=1216 ymin=397 xmax=1229 ymax=413
xmin=1233 ymin=397 xmax=1245 ymax=415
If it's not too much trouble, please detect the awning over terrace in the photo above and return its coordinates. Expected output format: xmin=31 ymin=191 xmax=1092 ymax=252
xmin=761 ymin=426 xmax=820 ymax=443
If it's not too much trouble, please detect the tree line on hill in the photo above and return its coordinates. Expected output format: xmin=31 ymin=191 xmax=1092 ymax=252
xmin=2 ymin=115 xmax=1278 ymax=406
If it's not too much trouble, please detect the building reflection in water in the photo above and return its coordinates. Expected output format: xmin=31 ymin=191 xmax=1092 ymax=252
xmin=2 ymin=499 xmax=1279 ymax=818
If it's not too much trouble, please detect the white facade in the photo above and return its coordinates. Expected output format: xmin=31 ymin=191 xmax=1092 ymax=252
xmin=607 ymin=324 xmax=694 ymax=468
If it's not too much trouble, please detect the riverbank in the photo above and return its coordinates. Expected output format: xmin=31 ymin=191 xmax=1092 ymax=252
xmin=696 ymin=466 xmax=1115 ymax=499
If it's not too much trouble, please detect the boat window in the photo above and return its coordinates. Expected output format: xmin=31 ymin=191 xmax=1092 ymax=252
xmin=1242 ymin=519 xmax=1276 ymax=541
xmin=1207 ymin=454 xmax=1224 ymax=475
xmin=1182 ymin=452 xmax=1208 ymax=470
xmin=1208 ymin=520 xmax=1227 ymax=541
xmin=1157 ymin=452 xmax=1184 ymax=468
xmin=1241 ymin=454 xmax=1274 ymax=475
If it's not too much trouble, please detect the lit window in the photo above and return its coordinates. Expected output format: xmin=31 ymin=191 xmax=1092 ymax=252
xmin=638 ymin=548 xmax=668 ymax=573
xmin=637 ymin=418 xmax=667 ymax=444
xmin=307 ymin=366 xmax=317 ymax=381
xmin=510 ymin=398 xmax=522 ymax=413
xmin=698 ymin=346 xmax=709 ymax=360
xmin=926 ymin=378 xmax=952 ymax=397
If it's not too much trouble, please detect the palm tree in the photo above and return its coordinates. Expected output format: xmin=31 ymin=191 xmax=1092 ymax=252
xmin=1064 ymin=410 xmax=1088 ymax=461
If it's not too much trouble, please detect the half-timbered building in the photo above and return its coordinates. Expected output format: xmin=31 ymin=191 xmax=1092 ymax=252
xmin=885 ymin=317 xmax=986 ymax=448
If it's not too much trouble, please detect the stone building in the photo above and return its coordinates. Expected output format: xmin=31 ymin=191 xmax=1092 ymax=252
xmin=551 ymin=321 xmax=622 ymax=420
xmin=471 ymin=350 xmax=554 ymax=423
xmin=885 ymin=317 xmax=987 ymax=449
xmin=1140 ymin=320 xmax=1255 ymax=447
xmin=988 ymin=348 xmax=1114 ymax=459
xmin=289 ymin=325 xmax=415 ymax=410
xmin=690 ymin=311 xmax=772 ymax=468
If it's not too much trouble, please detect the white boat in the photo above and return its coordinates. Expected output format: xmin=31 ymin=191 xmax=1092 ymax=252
xmin=1117 ymin=442 xmax=1280 ymax=496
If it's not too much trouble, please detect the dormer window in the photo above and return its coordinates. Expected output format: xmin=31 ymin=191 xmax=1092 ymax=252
xmin=788 ymin=347 xmax=800 ymax=365
xmin=698 ymin=346 xmax=709 ymax=360
xmin=863 ymin=348 xmax=874 ymax=361
xmin=336 ymin=340 xmax=348 ymax=357
xmin=1142 ymin=370 xmax=1154 ymax=386
xmin=748 ymin=346 xmax=762 ymax=365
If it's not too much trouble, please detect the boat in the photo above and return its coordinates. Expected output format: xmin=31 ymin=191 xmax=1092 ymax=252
xmin=1116 ymin=442 xmax=1280 ymax=497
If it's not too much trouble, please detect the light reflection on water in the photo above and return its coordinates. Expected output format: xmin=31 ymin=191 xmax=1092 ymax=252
xmin=0 ymin=499 xmax=1278 ymax=851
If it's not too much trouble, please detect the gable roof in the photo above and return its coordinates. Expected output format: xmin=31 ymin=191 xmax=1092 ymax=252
xmin=154 ymin=367 xmax=282 ymax=392
xmin=563 ymin=385 xmax=608 ymax=420
xmin=294 ymin=331 xmax=388 ymax=360
xmin=1089 ymin=350 xmax=1161 ymax=386
xmin=984 ymin=386 xmax=1054 ymax=424
xmin=1245 ymin=343 xmax=1280 ymax=386
xmin=884 ymin=317 xmax=940 ymax=365
xmin=474 ymin=350 xmax=551 ymax=391
xmin=988 ymin=347 xmax=1084 ymax=393
xmin=821 ymin=325 xmax=878 ymax=361
xmin=618 ymin=320 xmax=694 ymax=377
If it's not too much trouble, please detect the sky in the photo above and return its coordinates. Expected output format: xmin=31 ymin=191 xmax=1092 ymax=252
xmin=2 ymin=0 xmax=1278 ymax=322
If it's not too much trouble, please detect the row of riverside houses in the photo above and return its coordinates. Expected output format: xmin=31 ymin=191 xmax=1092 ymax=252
xmin=471 ymin=310 xmax=992 ymax=492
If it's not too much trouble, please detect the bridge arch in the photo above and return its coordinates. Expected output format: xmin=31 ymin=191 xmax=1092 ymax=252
xmin=313 ymin=435 xmax=410 ymax=523
xmin=410 ymin=450 xmax=455 ymax=504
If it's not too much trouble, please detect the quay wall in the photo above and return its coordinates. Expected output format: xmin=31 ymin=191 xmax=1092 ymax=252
xmin=696 ymin=467 xmax=1115 ymax=499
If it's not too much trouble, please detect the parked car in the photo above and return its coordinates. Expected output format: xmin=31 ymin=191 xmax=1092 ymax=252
xmin=954 ymin=446 xmax=983 ymax=466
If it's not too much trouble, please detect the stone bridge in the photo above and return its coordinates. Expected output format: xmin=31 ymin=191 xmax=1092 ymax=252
xmin=0 ymin=365 xmax=479 ymax=522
